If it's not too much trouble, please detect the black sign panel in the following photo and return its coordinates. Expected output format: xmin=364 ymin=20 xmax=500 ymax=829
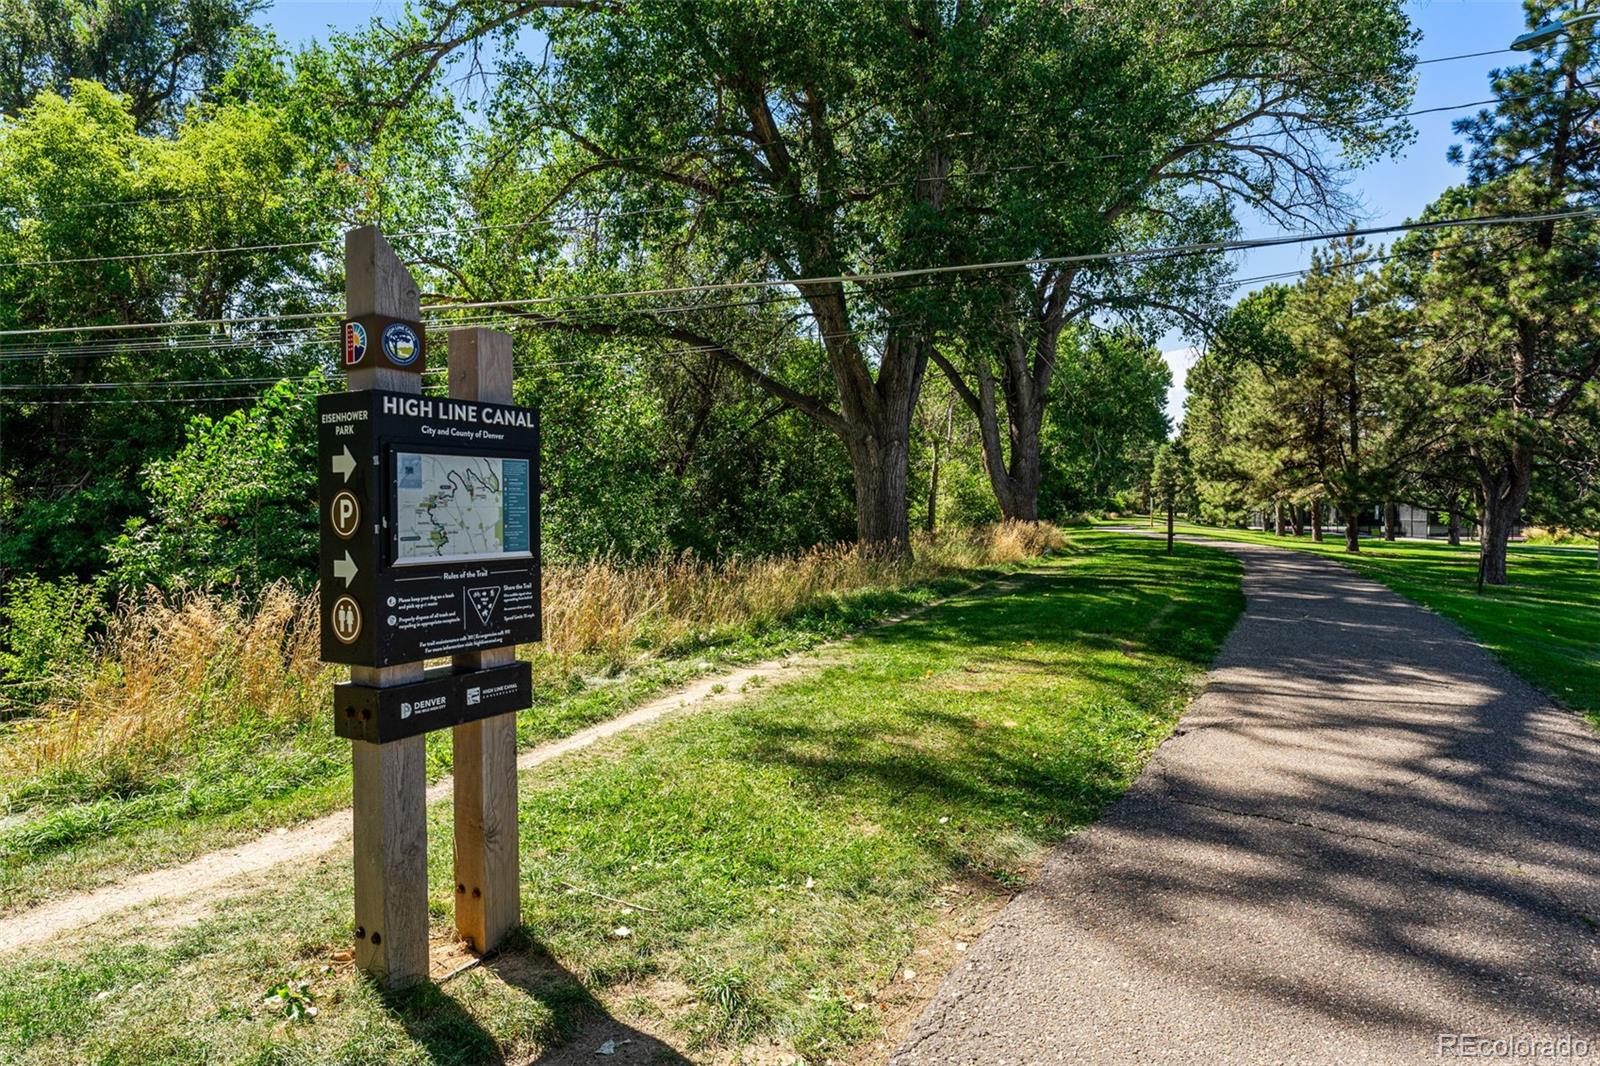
xmin=333 ymin=661 xmax=532 ymax=743
xmin=317 ymin=389 xmax=541 ymax=667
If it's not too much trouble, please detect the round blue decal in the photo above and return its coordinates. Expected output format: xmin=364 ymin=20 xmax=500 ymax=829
xmin=381 ymin=321 xmax=421 ymax=366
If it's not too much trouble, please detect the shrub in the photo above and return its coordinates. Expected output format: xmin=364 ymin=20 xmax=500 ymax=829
xmin=0 ymin=575 xmax=105 ymax=713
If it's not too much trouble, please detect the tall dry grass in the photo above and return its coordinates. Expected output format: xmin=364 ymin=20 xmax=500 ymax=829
xmin=0 ymin=521 xmax=1063 ymax=794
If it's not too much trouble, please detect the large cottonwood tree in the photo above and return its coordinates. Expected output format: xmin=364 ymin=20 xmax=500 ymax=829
xmin=929 ymin=0 xmax=1419 ymax=522
xmin=389 ymin=0 xmax=1193 ymax=553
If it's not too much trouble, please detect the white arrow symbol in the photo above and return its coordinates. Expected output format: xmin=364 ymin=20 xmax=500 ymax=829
xmin=331 ymin=446 xmax=356 ymax=482
xmin=333 ymin=551 xmax=359 ymax=588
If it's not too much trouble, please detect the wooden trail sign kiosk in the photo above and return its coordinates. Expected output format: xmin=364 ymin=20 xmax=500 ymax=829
xmin=320 ymin=226 xmax=539 ymax=986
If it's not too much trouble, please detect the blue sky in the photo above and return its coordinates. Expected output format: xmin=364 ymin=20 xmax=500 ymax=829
xmin=1156 ymin=1 xmax=1531 ymax=424
xmin=263 ymin=0 xmax=1534 ymax=424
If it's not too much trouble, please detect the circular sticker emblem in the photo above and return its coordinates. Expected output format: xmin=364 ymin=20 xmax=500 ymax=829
xmin=330 ymin=490 xmax=361 ymax=539
xmin=381 ymin=321 xmax=421 ymax=366
xmin=330 ymin=595 xmax=362 ymax=644
xmin=343 ymin=321 xmax=367 ymax=366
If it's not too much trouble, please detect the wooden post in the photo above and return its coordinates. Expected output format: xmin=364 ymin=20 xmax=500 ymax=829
xmin=345 ymin=226 xmax=430 ymax=987
xmin=447 ymin=327 xmax=522 ymax=954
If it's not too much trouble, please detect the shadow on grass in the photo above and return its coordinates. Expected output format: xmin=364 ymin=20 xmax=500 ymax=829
xmin=897 ymin=537 xmax=1600 ymax=1051
xmin=730 ymin=542 xmax=1244 ymax=899
xmin=380 ymin=928 xmax=690 ymax=1066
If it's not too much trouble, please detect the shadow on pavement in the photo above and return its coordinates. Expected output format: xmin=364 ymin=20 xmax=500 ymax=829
xmin=888 ymin=540 xmax=1600 ymax=1062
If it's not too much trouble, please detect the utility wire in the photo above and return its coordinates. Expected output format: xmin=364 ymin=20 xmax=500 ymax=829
xmin=0 ymin=203 xmax=1591 ymax=343
xmin=0 ymin=81 xmax=1577 ymax=274
xmin=0 ymin=239 xmax=1542 ymax=394
xmin=0 ymin=273 xmax=953 ymax=361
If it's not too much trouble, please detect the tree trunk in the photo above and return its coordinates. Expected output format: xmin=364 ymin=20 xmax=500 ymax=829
xmin=1166 ymin=501 xmax=1175 ymax=554
xmin=1477 ymin=473 xmax=1529 ymax=587
xmin=931 ymin=292 xmax=1060 ymax=526
xmin=667 ymin=303 xmax=925 ymax=557
xmin=844 ymin=423 xmax=914 ymax=555
xmin=959 ymin=333 xmax=1043 ymax=522
xmin=1311 ymin=499 xmax=1324 ymax=542
xmin=1475 ymin=441 xmax=1534 ymax=585
xmin=1383 ymin=502 xmax=1398 ymax=541
xmin=1290 ymin=505 xmax=1304 ymax=538
xmin=1341 ymin=502 xmax=1361 ymax=553
xmin=925 ymin=437 xmax=940 ymax=535
xmin=1273 ymin=501 xmax=1285 ymax=536
xmin=1446 ymin=499 xmax=1461 ymax=547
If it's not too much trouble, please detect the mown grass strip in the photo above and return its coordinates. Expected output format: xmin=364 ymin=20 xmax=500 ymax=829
xmin=0 ymin=533 xmax=1243 ymax=1065
xmin=0 ymin=567 xmax=1007 ymax=910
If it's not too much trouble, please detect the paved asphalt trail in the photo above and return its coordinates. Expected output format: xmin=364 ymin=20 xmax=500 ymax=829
xmin=893 ymin=536 xmax=1600 ymax=1064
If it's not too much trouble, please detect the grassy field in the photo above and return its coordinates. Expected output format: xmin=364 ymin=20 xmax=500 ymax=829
xmin=0 ymin=532 xmax=1243 ymax=1065
xmin=0 ymin=527 xmax=1062 ymax=910
xmin=1166 ymin=522 xmax=1600 ymax=724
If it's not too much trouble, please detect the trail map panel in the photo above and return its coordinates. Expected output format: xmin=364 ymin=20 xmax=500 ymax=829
xmin=317 ymin=389 xmax=540 ymax=668
xmin=394 ymin=453 xmax=532 ymax=563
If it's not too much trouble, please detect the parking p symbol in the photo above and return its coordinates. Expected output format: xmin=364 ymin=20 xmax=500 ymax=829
xmin=331 ymin=490 xmax=361 ymax=539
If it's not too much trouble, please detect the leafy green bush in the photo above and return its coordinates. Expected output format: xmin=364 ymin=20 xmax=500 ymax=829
xmin=106 ymin=373 xmax=324 ymax=592
xmin=0 ymin=575 xmax=104 ymax=712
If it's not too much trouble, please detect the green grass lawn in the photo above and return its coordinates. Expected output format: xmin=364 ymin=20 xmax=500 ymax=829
xmin=1169 ymin=522 xmax=1600 ymax=724
xmin=0 ymin=532 xmax=1243 ymax=1065
xmin=0 ymin=573 xmax=1000 ymax=912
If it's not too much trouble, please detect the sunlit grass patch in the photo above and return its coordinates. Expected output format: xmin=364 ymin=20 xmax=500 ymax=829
xmin=0 ymin=532 xmax=1243 ymax=1064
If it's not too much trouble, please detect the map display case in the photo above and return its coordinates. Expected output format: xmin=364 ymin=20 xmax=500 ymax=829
xmin=316 ymin=389 xmax=541 ymax=667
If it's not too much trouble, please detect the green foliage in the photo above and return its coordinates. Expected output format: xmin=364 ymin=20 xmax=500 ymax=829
xmin=0 ymin=81 xmax=330 ymax=580
xmin=262 ymin=979 xmax=317 ymax=1022
xmin=0 ymin=0 xmax=262 ymax=129
xmin=106 ymin=373 xmax=324 ymax=591
xmin=1040 ymin=331 xmax=1172 ymax=516
xmin=1387 ymin=6 xmax=1600 ymax=578
xmin=522 ymin=333 xmax=857 ymax=561
xmin=0 ymin=574 xmax=103 ymax=709
xmin=1151 ymin=441 xmax=1193 ymax=513
xmin=1182 ymin=244 xmax=1432 ymax=539
xmin=1528 ymin=394 xmax=1600 ymax=546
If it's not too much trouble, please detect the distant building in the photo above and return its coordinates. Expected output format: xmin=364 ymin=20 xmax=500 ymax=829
xmin=1246 ymin=503 xmax=1481 ymax=539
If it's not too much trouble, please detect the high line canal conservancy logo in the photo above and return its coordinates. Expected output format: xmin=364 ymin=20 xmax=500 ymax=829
xmin=382 ymin=322 xmax=421 ymax=366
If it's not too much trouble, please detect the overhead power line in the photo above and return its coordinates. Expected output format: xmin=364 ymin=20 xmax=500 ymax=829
xmin=395 ymin=207 xmax=1600 ymax=314
xmin=0 ymin=276 xmax=945 ymax=361
xmin=0 ymin=79 xmax=1577 ymax=274
xmin=0 ymin=239 xmax=1550 ymax=395
xmin=0 ymin=204 xmax=1591 ymax=344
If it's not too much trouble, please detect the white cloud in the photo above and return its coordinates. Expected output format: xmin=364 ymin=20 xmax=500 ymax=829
xmin=1160 ymin=346 xmax=1201 ymax=432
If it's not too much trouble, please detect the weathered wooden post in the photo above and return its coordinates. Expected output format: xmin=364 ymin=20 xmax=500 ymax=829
xmin=318 ymin=228 xmax=539 ymax=987
xmin=447 ymin=327 xmax=522 ymax=953
xmin=343 ymin=226 xmax=429 ymax=986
